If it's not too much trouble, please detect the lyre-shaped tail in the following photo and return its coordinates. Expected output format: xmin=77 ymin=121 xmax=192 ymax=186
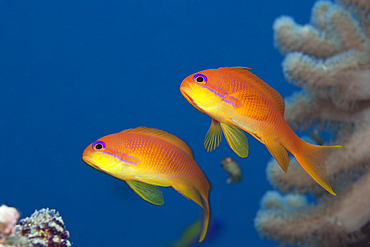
xmin=294 ymin=141 xmax=340 ymax=195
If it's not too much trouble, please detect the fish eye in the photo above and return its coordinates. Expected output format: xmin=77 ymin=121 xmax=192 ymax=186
xmin=194 ymin=73 xmax=207 ymax=84
xmin=196 ymin=76 xmax=204 ymax=83
xmin=92 ymin=141 xmax=105 ymax=151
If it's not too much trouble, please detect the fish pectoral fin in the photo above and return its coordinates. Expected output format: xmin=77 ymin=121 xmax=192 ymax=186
xmin=220 ymin=123 xmax=249 ymax=158
xmin=127 ymin=180 xmax=164 ymax=205
xmin=264 ymin=139 xmax=290 ymax=172
xmin=204 ymin=119 xmax=222 ymax=152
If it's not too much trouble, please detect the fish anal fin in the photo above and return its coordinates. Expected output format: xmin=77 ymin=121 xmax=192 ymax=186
xmin=173 ymin=184 xmax=210 ymax=242
xmin=264 ymin=139 xmax=290 ymax=172
xmin=127 ymin=180 xmax=164 ymax=205
xmin=220 ymin=67 xmax=285 ymax=116
xmin=199 ymin=195 xmax=210 ymax=242
xmin=204 ymin=119 xmax=222 ymax=152
xmin=220 ymin=123 xmax=249 ymax=158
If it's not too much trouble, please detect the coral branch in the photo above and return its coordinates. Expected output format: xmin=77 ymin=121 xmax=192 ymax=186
xmin=256 ymin=172 xmax=370 ymax=246
xmin=337 ymin=0 xmax=370 ymax=15
xmin=255 ymin=1 xmax=370 ymax=246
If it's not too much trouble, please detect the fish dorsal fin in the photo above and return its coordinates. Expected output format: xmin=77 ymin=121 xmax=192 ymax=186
xmin=127 ymin=180 xmax=164 ymax=205
xmin=220 ymin=67 xmax=285 ymax=116
xmin=122 ymin=127 xmax=194 ymax=158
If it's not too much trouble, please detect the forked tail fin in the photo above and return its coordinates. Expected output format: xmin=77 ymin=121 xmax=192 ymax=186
xmin=294 ymin=141 xmax=341 ymax=195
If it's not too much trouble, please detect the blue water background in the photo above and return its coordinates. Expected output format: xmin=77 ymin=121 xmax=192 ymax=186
xmin=0 ymin=1 xmax=316 ymax=246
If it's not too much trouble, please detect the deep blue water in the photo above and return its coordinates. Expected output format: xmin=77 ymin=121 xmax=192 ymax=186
xmin=0 ymin=1 xmax=316 ymax=246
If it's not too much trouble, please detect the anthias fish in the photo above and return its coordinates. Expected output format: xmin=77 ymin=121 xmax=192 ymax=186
xmin=180 ymin=67 xmax=340 ymax=195
xmin=82 ymin=127 xmax=211 ymax=241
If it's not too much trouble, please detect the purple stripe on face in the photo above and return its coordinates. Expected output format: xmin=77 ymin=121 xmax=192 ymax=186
xmin=101 ymin=151 xmax=138 ymax=166
xmin=199 ymin=84 xmax=226 ymax=98
xmin=199 ymin=85 xmax=239 ymax=108
xmin=223 ymin=99 xmax=237 ymax=108
xmin=226 ymin=95 xmax=240 ymax=108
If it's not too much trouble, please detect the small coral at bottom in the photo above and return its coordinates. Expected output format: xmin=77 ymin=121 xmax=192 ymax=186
xmin=4 ymin=208 xmax=71 ymax=247
xmin=0 ymin=205 xmax=20 ymax=246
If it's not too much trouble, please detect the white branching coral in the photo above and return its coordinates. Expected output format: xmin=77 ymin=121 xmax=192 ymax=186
xmin=255 ymin=1 xmax=370 ymax=246
xmin=274 ymin=0 xmax=370 ymax=109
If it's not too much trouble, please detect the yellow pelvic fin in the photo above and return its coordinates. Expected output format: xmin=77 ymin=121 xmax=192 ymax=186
xmin=295 ymin=141 xmax=341 ymax=195
xmin=127 ymin=180 xmax=164 ymax=205
xmin=204 ymin=119 xmax=222 ymax=152
xmin=173 ymin=184 xmax=210 ymax=242
xmin=220 ymin=123 xmax=249 ymax=158
xmin=264 ymin=139 xmax=290 ymax=172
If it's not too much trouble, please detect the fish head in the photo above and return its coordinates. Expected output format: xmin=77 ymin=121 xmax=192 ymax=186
xmin=82 ymin=134 xmax=138 ymax=180
xmin=180 ymin=69 xmax=229 ymax=112
xmin=83 ymin=139 xmax=121 ymax=173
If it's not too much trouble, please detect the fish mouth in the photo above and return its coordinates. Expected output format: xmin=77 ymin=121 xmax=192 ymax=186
xmin=182 ymin=90 xmax=195 ymax=105
xmin=82 ymin=154 xmax=105 ymax=172
xmin=180 ymin=83 xmax=204 ymax=112
xmin=180 ymin=83 xmax=193 ymax=100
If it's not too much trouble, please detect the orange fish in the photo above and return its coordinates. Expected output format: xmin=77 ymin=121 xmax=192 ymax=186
xmin=82 ymin=127 xmax=211 ymax=241
xmin=180 ymin=67 xmax=340 ymax=195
